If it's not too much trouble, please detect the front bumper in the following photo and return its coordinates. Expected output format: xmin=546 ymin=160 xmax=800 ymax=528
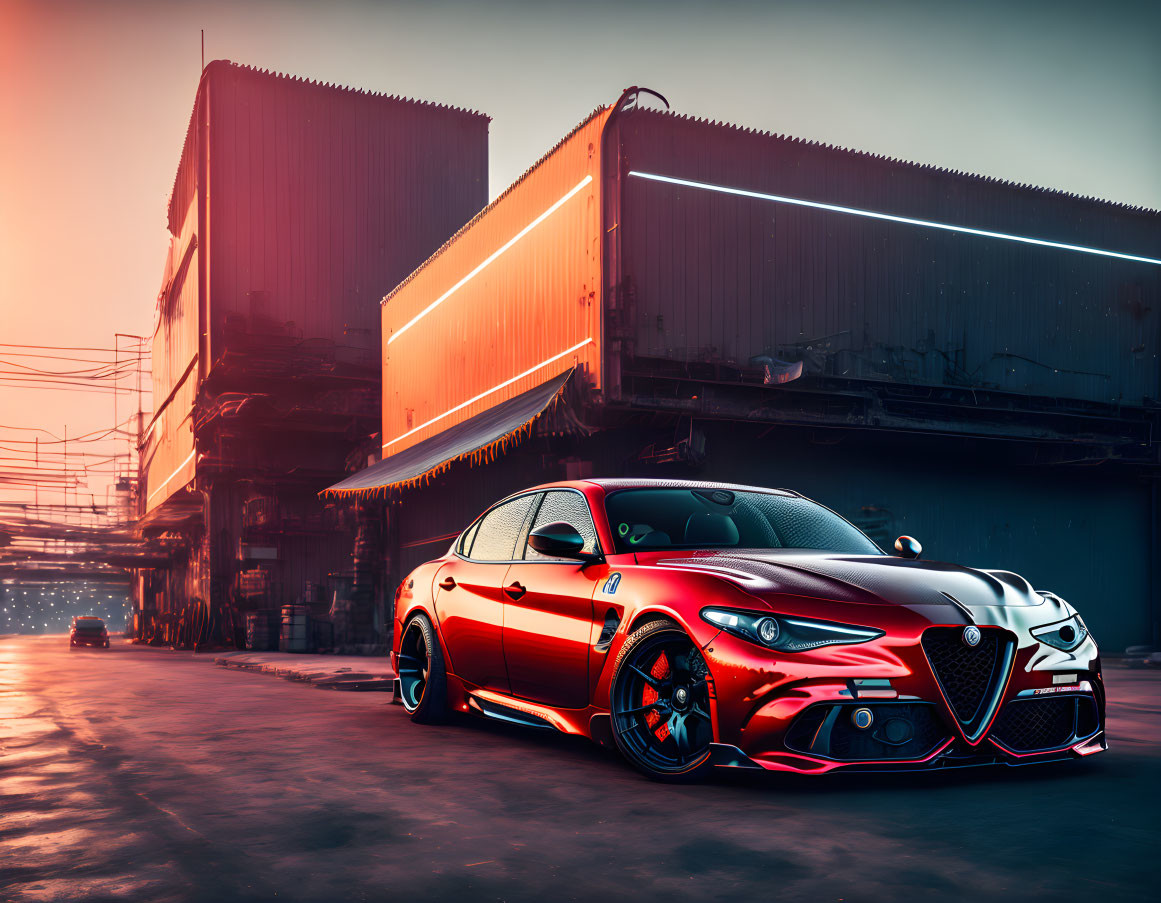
xmin=710 ymin=731 xmax=1106 ymax=774
xmin=703 ymin=624 xmax=1105 ymax=774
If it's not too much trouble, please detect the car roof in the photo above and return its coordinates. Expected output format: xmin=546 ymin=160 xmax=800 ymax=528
xmin=581 ymin=478 xmax=800 ymax=496
xmin=486 ymin=478 xmax=803 ymax=515
xmin=515 ymin=478 xmax=800 ymax=497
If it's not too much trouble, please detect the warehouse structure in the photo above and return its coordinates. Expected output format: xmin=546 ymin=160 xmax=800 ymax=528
xmin=136 ymin=61 xmax=488 ymax=646
xmin=328 ymin=88 xmax=1161 ymax=652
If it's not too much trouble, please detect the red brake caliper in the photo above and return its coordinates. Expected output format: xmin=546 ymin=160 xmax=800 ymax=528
xmin=642 ymin=652 xmax=671 ymax=742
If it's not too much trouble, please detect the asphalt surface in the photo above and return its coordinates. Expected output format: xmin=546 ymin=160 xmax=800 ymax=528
xmin=1 ymin=635 xmax=1158 ymax=903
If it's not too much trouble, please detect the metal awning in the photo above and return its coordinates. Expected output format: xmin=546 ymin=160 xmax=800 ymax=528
xmin=321 ymin=369 xmax=574 ymax=498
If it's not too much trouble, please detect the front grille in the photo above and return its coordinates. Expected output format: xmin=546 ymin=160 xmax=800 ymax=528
xmin=991 ymin=696 xmax=1099 ymax=753
xmin=922 ymin=627 xmax=1008 ymax=725
xmin=785 ymin=703 xmax=949 ymax=761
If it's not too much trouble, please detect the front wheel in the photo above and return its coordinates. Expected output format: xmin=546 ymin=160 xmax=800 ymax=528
xmin=396 ymin=613 xmax=448 ymax=724
xmin=610 ymin=619 xmax=715 ymax=782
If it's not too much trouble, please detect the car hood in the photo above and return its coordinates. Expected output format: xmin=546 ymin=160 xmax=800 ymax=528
xmin=653 ymin=550 xmax=1046 ymax=610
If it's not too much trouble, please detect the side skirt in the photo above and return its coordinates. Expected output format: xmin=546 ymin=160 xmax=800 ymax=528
xmin=468 ymin=695 xmax=560 ymax=731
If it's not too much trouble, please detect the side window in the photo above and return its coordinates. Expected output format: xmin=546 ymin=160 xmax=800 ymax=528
xmin=524 ymin=491 xmax=600 ymax=560
xmin=468 ymin=494 xmax=537 ymax=561
xmin=458 ymin=517 xmax=482 ymax=556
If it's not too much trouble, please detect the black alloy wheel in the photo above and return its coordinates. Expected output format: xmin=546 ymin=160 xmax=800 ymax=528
xmin=397 ymin=613 xmax=448 ymax=723
xmin=611 ymin=619 xmax=715 ymax=781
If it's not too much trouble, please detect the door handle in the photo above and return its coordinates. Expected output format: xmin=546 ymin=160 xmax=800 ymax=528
xmin=504 ymin=581 xmax=527 ymax=601
xmin=439 ymin=577 xmax=456 ymax=590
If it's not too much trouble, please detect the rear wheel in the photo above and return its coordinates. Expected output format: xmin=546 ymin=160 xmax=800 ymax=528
xmin=610 ymin=619 xmax=715 ymax=781
xmin=396 ymin=613 xmax=448 ymax=724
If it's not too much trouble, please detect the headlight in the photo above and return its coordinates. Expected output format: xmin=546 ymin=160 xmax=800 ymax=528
xmin=701 ymin=608 xmax=883 ymax=652
xmin=1032 ymin=614 xmax=1089 ymax=652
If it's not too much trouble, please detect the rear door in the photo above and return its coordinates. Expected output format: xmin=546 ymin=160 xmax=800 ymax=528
xmin=502 ymin=490 xmax=604 ymax=709
xmin=434 ymin=493 xmax=537 ymax=693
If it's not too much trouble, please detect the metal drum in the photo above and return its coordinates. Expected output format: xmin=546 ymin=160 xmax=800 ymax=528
xmin=280 ymin=605 xmax=310 ymax=653
xmin=246 ymin=610 xmax=278 ymax=651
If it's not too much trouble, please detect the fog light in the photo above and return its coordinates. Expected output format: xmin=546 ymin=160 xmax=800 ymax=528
xmin=881 ymin=717 xmax=913 ymax=744
xmin=851 ymin=707 xmax=874 ymax=730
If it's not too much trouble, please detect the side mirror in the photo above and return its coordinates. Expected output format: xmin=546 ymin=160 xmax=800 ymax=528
xmin=894 ymin=535 xmax=922 ymax=560
xmin=528 ymin=522 xmax=590 ymax=559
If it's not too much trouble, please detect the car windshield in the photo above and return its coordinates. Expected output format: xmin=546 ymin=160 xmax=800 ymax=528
xmin=73 ymin=619 xmax=105 ymax=632
xmin=603 ymin=488 xmax=882 ymax=555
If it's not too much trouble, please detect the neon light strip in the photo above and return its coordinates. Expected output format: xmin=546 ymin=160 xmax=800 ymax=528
xmin=629 ymin=171 xmax=1161 ymax=266
xmin=147 ymin=448 xmax=196 ymax=503
xmin=387 ymin=175 xmax=595 ymax=345
xmin=383 ymin=338 xmax=593 ymax=449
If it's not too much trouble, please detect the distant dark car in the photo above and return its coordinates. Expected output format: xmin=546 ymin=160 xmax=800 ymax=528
xmin=70 ymin=616 xmax=110 ymax=649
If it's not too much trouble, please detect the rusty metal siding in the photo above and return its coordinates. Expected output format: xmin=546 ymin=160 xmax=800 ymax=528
xmin=380 ymin=108 xmax=609 ymax=458
xmin=203 ymin=61 xmax=489 ymax=365
xmin=615 ymin=111 xmax=1161 ymax=407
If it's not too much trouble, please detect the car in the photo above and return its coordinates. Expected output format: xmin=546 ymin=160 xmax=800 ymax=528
xmin=391 ymin=478 xmax=1105 ymax=781
xmin=70 ymin=616 xmax=110 ymax=649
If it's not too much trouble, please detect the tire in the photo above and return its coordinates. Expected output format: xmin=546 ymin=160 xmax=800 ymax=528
xmin=610 ymin=619 xmax=715 ymax=782
xmin=396 ymin=612 xmax=449 ymax=724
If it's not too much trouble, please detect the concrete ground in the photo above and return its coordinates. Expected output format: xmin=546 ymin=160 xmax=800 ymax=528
xmin=212 ymin=649 xmax=394 ymax=690
xmin=1 ymin=635 xmax=1158 ymax=903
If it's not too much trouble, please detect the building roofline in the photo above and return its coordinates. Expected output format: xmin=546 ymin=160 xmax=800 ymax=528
xmin=637 ymin=107 xmax=1159 ymax=218
xmin=378 ymin=93 xmax=1157 ymax=310
xmin=164 ymin=59 xmax=490 ymax=234
xmin=381 ymin=103 xmax=612 ymax=307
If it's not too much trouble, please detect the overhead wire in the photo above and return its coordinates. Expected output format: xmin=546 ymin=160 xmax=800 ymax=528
xmin=0 ymin=341 xmax=149 ymax=353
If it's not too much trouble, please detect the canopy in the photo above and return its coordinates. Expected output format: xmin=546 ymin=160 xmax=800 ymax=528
xmin=321 ymin=369 xmax=574 ymax=498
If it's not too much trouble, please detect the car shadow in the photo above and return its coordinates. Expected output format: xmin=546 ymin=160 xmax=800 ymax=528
xmin=446 ymin=708 xmax=1106 ymax=793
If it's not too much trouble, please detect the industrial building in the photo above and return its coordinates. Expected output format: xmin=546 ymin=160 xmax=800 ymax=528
xmin=135 ymin=61 xmax=488 ymax=647
xmin=327 ymin=88 xmax=1161 ymax=652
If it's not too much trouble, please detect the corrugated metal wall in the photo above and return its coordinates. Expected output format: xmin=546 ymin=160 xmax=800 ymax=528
xmin=205 ymin=61 xmax=489 ymax=367
xmin=615 ymin=110 xmax=1161 ymax=406
xmin=380 ymin=108 xmax=609 ymax=457
xmin=143 ymin=62 xmax=492 ymax=632
xmin=145 ymin=61 xmax=489 ymax=511
xmin=143 ymin=194 xmax=199 ymax=512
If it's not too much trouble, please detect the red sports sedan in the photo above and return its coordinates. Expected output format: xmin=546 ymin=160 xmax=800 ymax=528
xmin=391 ymin=479 xmax=1105 ymax=781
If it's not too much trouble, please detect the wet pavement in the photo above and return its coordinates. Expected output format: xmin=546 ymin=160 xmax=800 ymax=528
xmin=1 ymin=634 xmax=1158 ymax=902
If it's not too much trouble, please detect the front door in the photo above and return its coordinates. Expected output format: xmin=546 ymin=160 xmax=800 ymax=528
xmin=502 ymin=490 xmax=603 ymax=709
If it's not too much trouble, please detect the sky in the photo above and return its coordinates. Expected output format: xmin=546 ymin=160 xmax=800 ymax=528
xmin=0 ymin=0 xmax=1158 ymax=509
